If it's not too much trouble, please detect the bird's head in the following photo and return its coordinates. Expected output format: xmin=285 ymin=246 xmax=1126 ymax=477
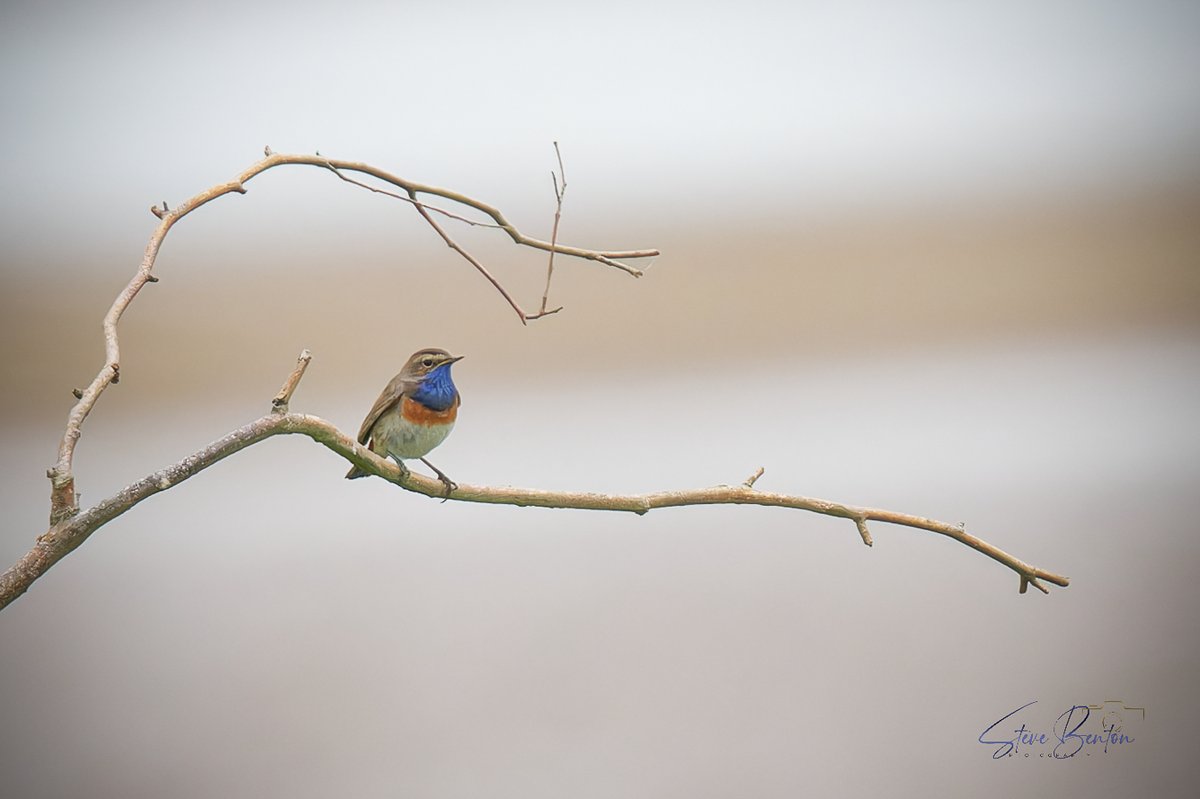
xmin=403 ymin=348 xmax=463 ymax=381
xmin=405 ymin=348 xmax=463 ymax=410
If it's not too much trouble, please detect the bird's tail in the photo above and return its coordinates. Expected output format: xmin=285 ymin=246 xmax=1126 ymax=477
xmin=345 ymin=464 xmax=367 ymax=479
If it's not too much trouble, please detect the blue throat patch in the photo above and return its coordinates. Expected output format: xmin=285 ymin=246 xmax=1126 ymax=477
xmin=410 ymin=363 xmax=458 ymax=411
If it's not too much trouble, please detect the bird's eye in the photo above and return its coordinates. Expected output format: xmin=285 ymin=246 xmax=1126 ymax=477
xmin=422 ymin=358 xmax=434 ymax=368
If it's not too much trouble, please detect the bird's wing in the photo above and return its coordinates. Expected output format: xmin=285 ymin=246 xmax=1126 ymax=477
xmin=356 ymin=373 xmax=412 ymax=444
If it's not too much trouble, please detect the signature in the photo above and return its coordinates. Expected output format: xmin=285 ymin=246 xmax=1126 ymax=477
xmin=979 ymin=701 xmax=1139 ymax=759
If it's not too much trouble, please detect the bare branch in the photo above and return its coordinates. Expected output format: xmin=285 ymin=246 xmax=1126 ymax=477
xmin=318 ymin=160 xmax=504 ymax=230
xmin=3 ymin=397 xmax=1069 ymax=611
xmin=281 ymin=153 xmax=657 ymax=273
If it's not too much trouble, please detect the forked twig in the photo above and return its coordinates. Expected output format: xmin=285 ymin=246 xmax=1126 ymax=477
xmin=535 ymin=141 xmax=568 ymax=319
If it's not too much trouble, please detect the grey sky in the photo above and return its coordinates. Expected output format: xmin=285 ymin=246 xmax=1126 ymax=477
xmin=3 ymin=0 xmax=1198 ymax=266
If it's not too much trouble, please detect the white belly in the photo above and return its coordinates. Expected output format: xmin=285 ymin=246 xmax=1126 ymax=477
xmin=371 ymin=409 xmax=455 ymax=461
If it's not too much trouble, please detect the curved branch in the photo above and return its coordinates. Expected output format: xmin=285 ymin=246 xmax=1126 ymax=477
xmin=6 ymin=393 xmax=1069 ymax=612
xmin=45 ymin=150 xmax=659 ymax=525
xmin=301 ymin=154 xmax=656 ymax=273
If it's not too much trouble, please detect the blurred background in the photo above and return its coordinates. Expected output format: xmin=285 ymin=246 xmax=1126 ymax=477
xmin=2 ymin=0 xmax=1198 ymax=795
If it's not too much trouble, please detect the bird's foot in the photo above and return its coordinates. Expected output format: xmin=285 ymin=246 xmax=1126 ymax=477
xmin=420 ymin=457 xmax=457 ymax=500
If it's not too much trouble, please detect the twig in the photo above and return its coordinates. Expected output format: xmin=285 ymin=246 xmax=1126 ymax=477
xmin=743 ymin=467 xmax=765 ymax=488
xmin=3 ymin=354 xmax=1069 ymax=610
xmin=318 ymin=160 xmax=504 ymax=230
xmin=406 ymin=188 xmax=532 ymax=325
xmin=854 ymin=517 xmax=874 ymax=547
xmin=535 ymin=142 xmax=568 ymax=319
xmin=44 ymin=150 xmax=659 ymax=525
xmin=272 ymin=349 xmax=312 ymax=413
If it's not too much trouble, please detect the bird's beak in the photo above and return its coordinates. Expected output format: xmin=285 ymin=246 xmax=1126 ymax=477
xmin=447 ymin=355 xmax=464 ymax=365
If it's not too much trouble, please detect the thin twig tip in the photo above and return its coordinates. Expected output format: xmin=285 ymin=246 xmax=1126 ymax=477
xmin=854 ymin=517 xmax=874 ymax=547
xmin=742 ymin=467 xmax=765 ymax=488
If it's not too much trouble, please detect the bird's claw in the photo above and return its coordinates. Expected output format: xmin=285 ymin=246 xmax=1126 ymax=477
xmin=420 ymin=457 xmax=456 ymax=501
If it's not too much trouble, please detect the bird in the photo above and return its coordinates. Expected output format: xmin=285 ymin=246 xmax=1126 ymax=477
xmin=345 ymin=348 xmax=463 ymax=495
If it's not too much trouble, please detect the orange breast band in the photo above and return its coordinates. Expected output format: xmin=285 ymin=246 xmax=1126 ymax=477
xmin=401 ymin=395 xmax=459 ymax=425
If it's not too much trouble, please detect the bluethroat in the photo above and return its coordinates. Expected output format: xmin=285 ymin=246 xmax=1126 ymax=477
xmin=345 ymin=348 xmax=463 ymax=495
